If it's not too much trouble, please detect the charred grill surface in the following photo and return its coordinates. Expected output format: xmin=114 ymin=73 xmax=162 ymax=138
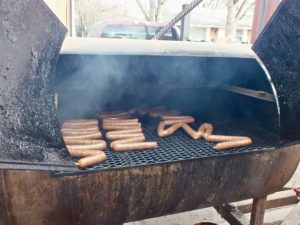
xmin=56 ymin=121 xmax=278 ymax=176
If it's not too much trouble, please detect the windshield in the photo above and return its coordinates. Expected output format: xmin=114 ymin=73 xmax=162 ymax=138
xmin=101 ymin=24 xmax=174 ymax=40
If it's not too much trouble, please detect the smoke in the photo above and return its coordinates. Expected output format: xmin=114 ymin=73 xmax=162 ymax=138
xmin=55 ymin=52 xmax=277 ymax=129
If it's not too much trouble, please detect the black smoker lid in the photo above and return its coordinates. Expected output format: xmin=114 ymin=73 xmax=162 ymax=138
xmin=252 ymin=0 xmax=300 ymax=141
xmin=0 ymin=0 xmax=76 ymax=171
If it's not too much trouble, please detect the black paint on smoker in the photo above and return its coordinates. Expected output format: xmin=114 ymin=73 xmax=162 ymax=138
xmin=253 ymin=0 xmax=300 ymax=141
xmin=0 ymin=0 xmax=74 ymax=170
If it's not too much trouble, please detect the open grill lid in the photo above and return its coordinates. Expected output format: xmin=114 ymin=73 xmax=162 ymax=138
xmin=252 ymin=0 xmax=300 ymax=141
xmin=0 ymin=0 xmax=75 ymax=171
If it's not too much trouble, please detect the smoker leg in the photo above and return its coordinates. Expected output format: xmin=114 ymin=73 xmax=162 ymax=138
xmin=215 ymin=204 xmax=249 ymax=225
xmin=250 ymin=196 xmax=267 ymax=225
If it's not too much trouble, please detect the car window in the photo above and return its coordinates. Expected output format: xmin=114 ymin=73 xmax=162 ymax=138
xmin=101 ymin=25 xmax=173 ymax=40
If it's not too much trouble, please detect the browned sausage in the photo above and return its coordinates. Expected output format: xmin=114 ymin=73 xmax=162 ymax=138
xmin=61 ymin=129 xmax=100 ymax=136
xmin=75 ymin=152 xmax=107 ymax=168
xmin=106 ymin=133 xmax=145 ymax=141
xmin=163 ymin=116 xmax=195 ymax=125
xmin=181 ymin=123 xmax=202 ymax=140
xmin=112 ymin=142 xmax=158 ymax=151
xmin=102 ymin=123 xmax=141 ymax=131
xmin=204 ymin=135 xmax=247 ymax=142
xmin=157 ymin=121 xmax=182 ymax=137
xmin=67 ymin=143 xmax=106 ymax=151
xmin=63 ymin=120 xmax=98 ymax=126
xmin=102 ymin=118 xmax=139 ymax=123
xmin=213 ymin=138 xmax=253 ymax=151
xmin=199 ymin=123 xmax=213 ymax=138
xmin=62 ymin=124 xmax=99 ymax=129
xmin=110 ymin=136 xmax=146 ymax=148
xmin=64 ymin=139 xmax=107 ymax=147
xmin=61 ymin=127 xmax=99 ymax=132
xmin=63 ymin=132 xmax=102 ymax=140
xmin=102 ymin=121 xmax=140 ymax=126
xmin=68 ymin=149 xmax=102 ymax=157
xmin=106 ymin=128 xmax=143 ymax=135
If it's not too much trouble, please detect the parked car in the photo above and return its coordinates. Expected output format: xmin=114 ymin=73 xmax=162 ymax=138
xmin=87 ymin=21 xmax=180 ymax=41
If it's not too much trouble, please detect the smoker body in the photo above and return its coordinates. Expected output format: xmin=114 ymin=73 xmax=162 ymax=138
xmin=0 ymin=0 xmax=300 ymax=225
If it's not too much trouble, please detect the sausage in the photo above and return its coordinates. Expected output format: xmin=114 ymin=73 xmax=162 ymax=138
xmin=63 ymin=131 xmax=102 ymax=140
xmin=63 ymin=120 xmax=98 ymax=126
xmin=61 ymin=129 xmax=100 ymax=136
xmin=62 ymin=124 xmax=99 ymax=129
xmin=64 ymin=139 xmax=107 ymax=147
xmin=106 ymin=133 xmax=145 ymax=141
xmin=157 ymin=121 xmax=182 ymax=137
xmin=102 ymin=121 xmax=140 ymax=126
xmin=106 ymin=128 xmax=143 ymax=135
xmin=67 ymin=143 xmax=106 ymax=151
xmin=162 ymin=116 xmax=191 ymax=120
xmin=61 ymin=127 xmax=99 ymax=132
xmin=163 ymin=116 xmax=195 ymax=125
xmin=213 ymin=138 xmax=253 ymax=151
xmin=102 ymin=118 xmax=139 ymax=123
xmin=102 ymin=123 xmax=141 ymax=131
xmin=199 ymin=123 xmax=214 ymax=138
xmin=110 ymin=136 xmax=146 ymax=148
xmin=181 ymin=123 xmax=202 ymax=140
xmin=204 ymin=135 xmax=247 ymax=142
xmin=68 ymin=149 xmax=102 ymax=157
xmin=112 ymin=142 xmax=158 ymax=151
xmin=75 ymin=152 xmax=107 ymax=168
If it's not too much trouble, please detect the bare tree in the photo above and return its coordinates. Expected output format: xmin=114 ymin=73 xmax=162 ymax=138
xmin=135 ymin=0 xmax=168 ymax=22
xmin=226 ymin=0 xmax=255 ymax=42
xmin=75 ymin=0 xmax=121 ymax=37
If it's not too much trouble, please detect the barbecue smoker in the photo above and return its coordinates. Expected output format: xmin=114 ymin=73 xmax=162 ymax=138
xmin=0 ymin=1 xmax=300 ymax=225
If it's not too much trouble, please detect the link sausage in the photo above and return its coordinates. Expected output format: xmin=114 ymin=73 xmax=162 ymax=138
xmin=181 ymin=123 xmax=203 ymax=140
xmin=112 ymin=142 xmax=158 ymax=151
xmin=106 ymin=133 xmax=145 ymax=141
xmin=110 ymin=136 xmax=146 ymax=148
xmin=63 ymin=120 xmax=98 ymax=126
xmin=205 ymin=135 xmax=247 ymax=142
xmin=63 ymin=132 xmax=102 ymax=140
xmin=75 ymin=152 xmax=107 ymax=168
xmin=62 ymin=124 xmax=99 ymax=129
xmin=102 ymin=121 xmax=140 ymax=126
xmin=61 ymin=127 xmax=99 ymax=132
xmin=64 ymin=139 xmax=107 ymax=147
xmin=102 ymin=123 xmax=141 ymax=131
xmin=199 ymin=123 xmax=214 ymax=138
xmin=106 ymin=128 xmax=143 ymax=135
xmin=214 ymin=138 xmax=253 ymax=151
xmin=157 ymin=121 xmax=182 ymax=137
xmin=68 ymin=149 xmax=102 ymax=157
xmin=102 ymin=118 xmax=139 ymax=123
xmin=163 ymin=116 xmax=195 ymax=125
xmin=67 ymin=143 xmax=106 ymax=151
xmin=61 ymin=130 xmax=100 ymax=136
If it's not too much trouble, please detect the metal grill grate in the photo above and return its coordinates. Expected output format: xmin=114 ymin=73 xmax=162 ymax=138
xmin=55 ymin=122 xmax=278 ymax=176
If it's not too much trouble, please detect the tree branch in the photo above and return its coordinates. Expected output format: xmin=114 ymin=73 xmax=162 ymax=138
xmin=237 ymin=2 xmax=255 ymax=20
xmin=136 ymin=0 xmax=150 ymax=21
xmin=235 ymin=0 xmax=247 ymax=19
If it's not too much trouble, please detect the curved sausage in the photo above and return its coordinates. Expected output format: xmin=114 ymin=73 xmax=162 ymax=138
xmin=67 ymin=143 xmax=106 ymax=151
xmin=102 ymin=123 xmax=141 ymax=131
xmin=157 ymin=121 xmax=182 ymax=137
xmin=214 ymin=138 xmax=253 ymax=151
xmin=204 ymin=135 xmax=247 ymax=142
xmin=199 ymin=123 xmax=213 ymax=138
xmin=110 ymin=136 xmax=146 ymax=148
xmin=68 ymin=149 xmax=102 ymax=157
xmin=63 ymin=132 xmax=102 ymax=140
xmin=163 ymin=116 xmax=195 ymax=125
xmin=181 ymin=123 xmax=202 ymax=140
xmin=106 ymin=133 xmax=144 ymax=141
xmin=75 ymin=152 xmax=107 ymax=168
xmin=112 ymin=142 xmax=158 ymax=151
xmin=64 ymin=139 xmax=106 ymax=147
